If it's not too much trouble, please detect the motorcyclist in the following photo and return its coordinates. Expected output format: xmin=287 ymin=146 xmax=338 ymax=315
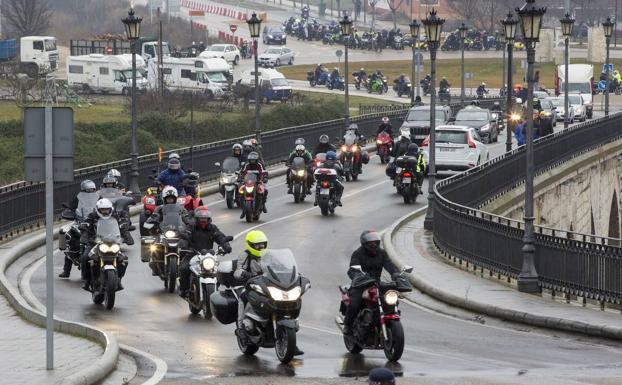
xmin=331 ymin=67 xmax=341 ymax=87
xmin=358 ymin=67 xmax=367 ymax=84
xmin=394 ymin=73 xmax=408 ymax=93
xmin=476 ymin=82 xmax=489 ymax=97
xmin=532 ymin=97 xmax=542 ymax=112
xmin=287 ymin=144 xmax=314 ymax=194
xmin=376 ymin=116 xmax=393 ymax=136
xmin=343 ymin=230 xmax=400 ymax=336
xmin=242 ymin=138 xmax=265 ymax=166
xmin=178 ymin=206 xmax=232 ymax=298
xmin=233 ymin=230 xmax=304 ymax=356
xmin=316 ymin=150 xmax=344 ymax=206
xmin=391 ymin=134 xmax=412 ymax=159
xmin=231 ymin=143 xmax=244 ymax=162
xmin=106 ymin=169 xmax=126 ymax=190
xmin=491 ymin=101 xmax=502 ymax=112
xmin=406 ymin=143 xmax=426 ymax=186
xmin=100 ymin=176 xmax=119 ymax=190
xmin=79 ymin=198 xmax=130 ymax=290
xmin=439 ymin=76 xmax=450 ymax=91
xmin=239 ymin=152 xmax=268 ymax=214
xmin=413 ymin=95 xmax=424 ymax=106
xmin=313 ymin=134 xmax=336 ymax=156
xmin=314 ymin=63 xmax=324 ymax=82
xmin=157 ymin=158 xmax=187 ymax=196
xmin=147 ymin=186 xmax=193 ymax=227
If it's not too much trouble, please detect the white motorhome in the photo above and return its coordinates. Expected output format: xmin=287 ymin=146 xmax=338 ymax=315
xmin=147 ymin=57 xmax=231 ymax=98
xmin=239 ymin=68 xmax=292 ymax=103
xmin=20 ymin=36 xmax=59 ymax=75
xmin=66 ymin=54 xmax=147 ymax=94
xmin=557 ymin=64 xmax=594 ymax=119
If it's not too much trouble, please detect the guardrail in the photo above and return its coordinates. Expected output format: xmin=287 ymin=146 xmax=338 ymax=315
xmin=433 ymin=111 xmax=622 ymax=305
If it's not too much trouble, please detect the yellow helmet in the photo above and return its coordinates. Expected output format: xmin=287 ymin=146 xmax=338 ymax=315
xmin=539 ymin=111 xmax=547 ymax=117
xmin=245 ymin=230 xmax=268 ymax=258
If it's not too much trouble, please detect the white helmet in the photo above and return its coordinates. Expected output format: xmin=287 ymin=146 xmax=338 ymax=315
xmin=481 ymin=82 xmax=486 ymax=86
xmin=295 ymin=144 xmax=306 ymax=154
xmin=96 ymin=198 xmax=113 ymax=219
xmin=162 ymin=186 xmax=178 ymax=203
xmin=169 ymin=152 xmax=180 ymax=160
xmin=107 ymin=169 xmax=121 ymax=180
xmin=382 ymin=116 xmax=389 ymax=124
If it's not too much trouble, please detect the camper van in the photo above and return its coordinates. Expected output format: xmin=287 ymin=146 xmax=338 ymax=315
xmin=66 ymin=54 xmax=147 ymax=94
xmin=147 ymin=57 xmax=231 ymax=98
xmin=240 ymin=68 xmax=292 ymax=103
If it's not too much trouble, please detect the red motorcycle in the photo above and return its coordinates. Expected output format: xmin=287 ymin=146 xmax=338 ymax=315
xmin=376 ymin=131 xmax=393 ymax=164
xmin=238 ymin=171 xmax=265 ymax=223
xmin=336 ymin=265 xmax=413 ymax=362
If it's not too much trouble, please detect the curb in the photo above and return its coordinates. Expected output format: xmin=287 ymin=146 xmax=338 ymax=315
xmin=382 ymin=208 xmax=622 ymax=341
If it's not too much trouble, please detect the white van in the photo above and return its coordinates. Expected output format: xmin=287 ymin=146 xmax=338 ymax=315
xmin=239 ymin=68 xmax=292 ymax=103
xmin=147 ymin=57 xmax=230 ymax=98
xmin=556 ymin=64 xmax=593 ymax=119
xmin=66 ymin=54 xmax=147 ymax=94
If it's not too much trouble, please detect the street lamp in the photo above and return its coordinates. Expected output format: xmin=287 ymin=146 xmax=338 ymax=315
xmin=560 ymin=13 xmax=575 ymax=128
xmin=516 ymin=0 xmax=546 ymax=293
xmin=340 ymin=14 xmax=353 ymax=131
xmin=410 ymin=19 xmax=420 ymax=105
xmin=501 ymin=12 xmax=518 ymax=153
xmin=459 ymin=23 xmax=468 ymax=106
xmin=603 ymin=17 xmax=614 ymax=116
xmin=121 ymin=7 xmax=143 ymax=200
xmin=422 ymin=8 xmax=445 ymax=231
xmin=247 ymin=12 xmax=262 ymax=144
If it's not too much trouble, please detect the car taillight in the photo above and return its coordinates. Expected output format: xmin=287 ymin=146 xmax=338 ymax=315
xmin=468 ymin=133 xmax=477 ymax=149
xmin=422 ymin=136 xmax=429 ymax=147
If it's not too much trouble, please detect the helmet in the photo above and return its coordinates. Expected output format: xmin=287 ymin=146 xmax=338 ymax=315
xmin=294 ymin=137 xmax=306 ymax=146
xmin=318 ymin=63 xmax=322 ymax=66
xmin=382 ymin=116 xmax=389 ymax=124
xmin=334 ymin=67 xmax=338 ymax=71
xmin=407 ymin=143 xmax=419 ymax=155
xmin=80 ymin=179 xmax=96 ymax=192
xmin=168 ymin=158 xmax=181 ymax=171
xmin=319 ymin=134 xmax=329 ymax=144
xmin=194 ymin=206 xmax=212 ymax=229
xmin=348 ymin=123 xmax=359 ymax=130
xmin=326 ymin=150 xmax=336 ymax=161
xmin=169 ymin=152 xmax=180 ymax=160
xmin=368 ymin=367 xmax=396 ymax=385
xmin=295 ymin=144 xmax=306 ymax=155
xmin=414 ymin=95 xmax=422 ymax=102
xmin=245 ymin=230 xmax=268 ymax=258
xmin=107 ymin=169 xmax=121 ymax=180
xmin=232 ymin=143 xmax=243 ymax=156
xmin=481 ymin=82 xmax=486 ymax=86
xmin=247 ymin=151 xmax=259 ymax=164
xmin=162 ymin=186 xmax=178 ymax=204
xmin=101 ymin=176 xmax=116 ymax=188
xmin=539 ymin=111 xmax=547 ymax=117
xmin=360 ymin=230 xmax=381 ymax=256
xmin=360 ymin=67 xmax=365 ymax=71
xmin=250 ymin=138 xmax=258 ymax=147
xmin=96 ymin=198 xmax=113 ymax=219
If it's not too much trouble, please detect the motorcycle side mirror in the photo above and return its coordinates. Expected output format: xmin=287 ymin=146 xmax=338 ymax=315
xmin=61 ymin=209 xmax=75 ymax=221
xmin=214 ymin=162 xmax=221 ymax=167
xmin=224 ymin=235 xmax=234 ymax=242
xmin=402 ymin=265 xmax=414 ymax=274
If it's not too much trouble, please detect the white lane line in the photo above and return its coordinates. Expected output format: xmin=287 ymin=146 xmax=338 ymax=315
xmin=119 ymin=343 xmax=168 ymax=385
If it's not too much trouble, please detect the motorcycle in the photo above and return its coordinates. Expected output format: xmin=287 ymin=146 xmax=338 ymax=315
xmin=376 ymin=131 xmax=393 ymax=164
xmin=142 ymin=203 xmax=187 ymax=293
xmin=327 ymin=73 xmax=345 ymax=91
xmin=211 ymin=249 xmax=311 ymax=364
xmin=393 ymin=78 xmax=412 ymax=98
xmin=491 ymin=111 xmax=505 ymax=133
xmin=59 ymin=191 xmax=100 ymax=271
xmin=288 ymin=157 xmax=309 ymax=203
xmin=140 ymin=171 xmax=162 ymax=236
xmin=420 ymin=78 xmax=431 ymax=96
xmin=314 ymin=167 xmax=339 ymax=216
xmin=177 ymin=172 xmax=203 ymax=212
xmin=336 ymin=265 xmax=414 ymax=362
xmin=392 ymin=35 xmax=405 ymax=50
xmin=367 ymin=76 xmax=388 ymax=94
xmin=476 ymin=87 xmax=488 ymax=99
xmin=238 ymin=171 xmax=266 ymax=223
xmin=307 ymin=70 xmax=330 ymax=87
xmin=87 ymin=217 xmax=127 ymax=310
xmin=352 ymin=71 xmax=368 ymax=90
xmin=394 ymin=155 xmax=422 ymax=204
xmin=439 ymin=86 xmax=451 ymax=104
xmin=185 ymin=240 xmax=233 ymax=318
xmin=339 ymin=130 xmax=363 ymax=181
xmin=215 ymin=157 xmax=241 ymax=209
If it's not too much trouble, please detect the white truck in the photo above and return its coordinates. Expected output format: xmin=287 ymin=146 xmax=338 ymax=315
xmin=239 ymin=68 xmax=292 ymax=103
xmin=66 ymin=54 xmax=147 ymax=94
xmin=0 ymin=36 xmax=59 ymax=77
xmin=146 ymin=57 xmax=231 ymax=98
xmin=556 ymin=64 xmax=594 ymax=119
xmin=70 ymin=37 xmax=171 ymax=62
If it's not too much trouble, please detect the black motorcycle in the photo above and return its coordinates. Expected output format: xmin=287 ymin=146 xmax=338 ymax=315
xmin=288 ymin=157 xmax=309 ymax=203
xmin=394 ymin=156 xmax=422 ymax=204
xmin=439 ymin=86 xmax=451 ymax=104
xmin=59 ymin=191 xmax=100 ymax=271
xmin=314 ymin=167 xmax=339 ymax=216
xmin=393 ymin=77 xmax=412 ymax=98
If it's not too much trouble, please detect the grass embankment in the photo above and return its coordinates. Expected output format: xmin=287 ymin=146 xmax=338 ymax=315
xmin=281 ymin=58 xmax=622 ymax=89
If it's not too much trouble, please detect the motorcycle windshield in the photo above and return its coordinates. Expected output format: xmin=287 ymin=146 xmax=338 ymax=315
xmin=344 ymin=131 xmax=357 ymax=146
xmin=260 ymin=249 xmax=299 ymax=288
xmin=96 ymin=217 xmax=121 ymax=244
xmin=291 ymin=157 xmax=306 ymax=170
xmin=244 ymin=172 xmax=258 ymax=184
xmin=161 ymin=204 xmax=184 ymax=230
xmin=99 ymin=187 xmax=123 ymax=200
xmin=76 ymin=192 xmax=99 ymax=219
xmin=222 ymin=157 xmax=240 ymax=173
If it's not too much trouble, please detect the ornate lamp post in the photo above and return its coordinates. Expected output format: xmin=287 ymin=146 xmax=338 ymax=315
xmin=122 ymin=7 xmax=143 ymax=199
xmin=410 ymin=19 xmax=420 ymax=105
xmin=516 ymin=0 xmax=546 ymax=293
xmin=422 ymin=8 xmax=445 ymax=231
xmin=247 ymin=13 xmax=262 ymax=143
xmin=459 ymin=23 xmax=468 ymax=106
xmin=501 ymin=12 xmax=518 ymax=153
xmin=340 ymin=14 xmax=353 ymax=131
xmin=560 ymin=13 xmax=575 ymax=128
xmin=603 ymin=17 xmax=614 ymax=117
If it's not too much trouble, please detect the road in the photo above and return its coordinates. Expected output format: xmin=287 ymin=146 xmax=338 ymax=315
xmin=26 ymin=113 xmax=622 ymax=384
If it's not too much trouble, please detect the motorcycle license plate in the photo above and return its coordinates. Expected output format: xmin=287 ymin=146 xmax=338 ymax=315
xmin=320 ymin=188 xmax=330 ymax=195
xmin=402 ymin=177 xmax=412 ymax=184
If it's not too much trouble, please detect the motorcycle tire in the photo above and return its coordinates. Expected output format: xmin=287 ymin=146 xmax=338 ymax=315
xmin=244 ymin=201 xmax=253 ymax=223
xmin=104 ymin=270 xmax=117 ymax=310
xmin=189 ymin=278 xmax=202 ymax=315
xmin=327 ymin=83 xmax=333 ymax=90
xmin=139 ymin=212 xmax=149 ymax=236
xmin=202 ymin=283 xmax=215 ymax=319
xmin=294 ymin=184 xmax=301 ymax=203
xmin=352 ymin=173 xmax=358 ymax=181
xmin=237 ymin=330 xmax=259 ymax=355
xmin=92 ymin=287 xmax=104 ymax=305
xmin=383 ymin=320 xmax=405 ymax=362
xmin=319 ymin=198 xmax=329 ymax=216
xmin=226 ymin=191 xmax=235 ymax=209
xmin=345 ymin=173 xmax=351 ymax=182
xmin=403 ymin=193 xmax=411 ymax=204
xmin=275 ymin=326 xmax=297 ymax=364
xmin=167 ymin=256 xmax=178 ymax=293
xmin=343 ymin=334 xmax=363 ymax=354
xmin=355 ymin=83 xmax=360 ymax=90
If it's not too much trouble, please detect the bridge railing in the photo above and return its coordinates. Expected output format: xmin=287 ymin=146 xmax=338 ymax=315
xmin=433 ymin=111 xmax=622 ymax=305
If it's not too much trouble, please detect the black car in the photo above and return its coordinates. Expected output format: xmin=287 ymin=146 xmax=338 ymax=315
xmin=399 ymin=105 xmax=452 ymax=145
xmin=450 ymin=106 xmax=499 ymax=143
xmin=262 ymin=26 xmax=287 ymax=45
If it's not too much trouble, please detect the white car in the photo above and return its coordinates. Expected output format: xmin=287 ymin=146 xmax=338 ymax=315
xmin=546 ymin=97 xmax=575 ymax=123
xmin=568 ymin=93 xmax=587 ymax=122
xmin=421 ymin=125 xmax=489 ymax=172
xmin=258 ymin=47 xmax=295 ymax=67
xmin=199 ymin=44 xmax=240 ymax=65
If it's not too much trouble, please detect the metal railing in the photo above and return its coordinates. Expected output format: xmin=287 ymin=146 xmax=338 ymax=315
xmin=433 ymin=111 xmax=622 ymax=304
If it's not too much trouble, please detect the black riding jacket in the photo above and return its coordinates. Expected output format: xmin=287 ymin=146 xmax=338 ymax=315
xmin=347 ymin=246 xmax=399 ymax=282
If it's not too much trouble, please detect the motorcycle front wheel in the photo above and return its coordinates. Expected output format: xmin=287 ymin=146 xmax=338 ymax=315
xmin=237 ymin=330 xmax=259 ymax=355
xmin=244 ymin=201 xmax=253 ymax=223
xmin=383 ymin=320 xmax=405 ymax=362
xmin=167 ymin=256 xmax=178 ymax=293
xmin=189 ymin=277 xmax=202 ymax=315
xmin=104 ymin=269 xmax=117 ymax=310
xmin=275 ymin=326 xmax=297 ymax=364
xmin=226 ymin=191 xmax=235 ymax=209
xmin=202 ymin=283 xmax=215 ymax=319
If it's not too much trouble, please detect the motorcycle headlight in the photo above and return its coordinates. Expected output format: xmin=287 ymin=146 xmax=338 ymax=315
xmin=296 ymin=170 xmax=305 ymax=177
xmin=352 ymin=145 xmax=359 ymax=152
xmin=491 ymin=113 xmax=498 ymax=119
xmin=341 ymin=145 xmax=347 ymax=152
xmin=376 ymin=139 xmax=382 ymax=144
xmin=510 ymin=113 xmax=521 ymax=121
xmin=220 ymin=177 xmax=228 ymax=184
xmin=150 ymin=244 xmax=157 ymax=253
xmin=245 ymin=186 xmax=255 ymax=193
xmin=201 ymin=257 xmax=215 ymax=271
xmin=267 ymin=286 xmax=301 ymax=301
xmin=98 ymin=244 xmax=109 ymax=253
xmin=384 ymin=290 xmax=399 ymax=305
xmin=109 ymin=244 xmax=120 ymax=254
xmin=165 ymin=230 xmax=177 ymax=238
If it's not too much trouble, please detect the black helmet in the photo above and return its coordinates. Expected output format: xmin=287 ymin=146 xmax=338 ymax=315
xmin=247 ymin=151 xmax=259 ymax=164
xmin=368 ymin=367 xmax=396 ymax=385
xmin=319 ymin=134 xmax=329 ymax=144
xmin=407 ymin=143 xmax=419 ymax=155
xmin=360 ymin=230 xmax=381 ymax=256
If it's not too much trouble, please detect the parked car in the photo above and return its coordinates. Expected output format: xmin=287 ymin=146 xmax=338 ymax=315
xmin=421 ymin=125 xmax=489 ymax=172
xmin=450 ymin=105 xmax=499 ymax=144
xmin=546 ymin=97 xmax=574 ymax=123
xmin=568 ymin=93 xmax=587 ymax=122
xmin=262 ymin=26 xmax=287 ymax=45
xmin=199 ymin=44 xmax=240 ymax=65
xmin=258 ymin=47 xmax=295 ymax=67
xmin=539 ymin=98 xmax=558 ymax=127
xmin=399 ymin=105 xmax=452 ymax=145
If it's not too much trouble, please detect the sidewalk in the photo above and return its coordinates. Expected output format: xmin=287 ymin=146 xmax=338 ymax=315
xmin=384 ymin=209 xmax=622 ymax=340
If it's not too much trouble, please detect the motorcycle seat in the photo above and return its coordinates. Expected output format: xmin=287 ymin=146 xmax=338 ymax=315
xmin=339 ymin=285 xmax=350 ymax=294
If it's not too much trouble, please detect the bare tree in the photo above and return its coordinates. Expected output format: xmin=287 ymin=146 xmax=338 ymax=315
xmin=387 ymin=0 xmax=405 ymax=30
xmin=369 ymin=0 xmax=379 ymax=31
xmin=1 ymin=0 xmax=52 ymax=37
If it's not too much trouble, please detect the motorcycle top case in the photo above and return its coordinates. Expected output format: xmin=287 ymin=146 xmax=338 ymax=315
xmin=395 ymin=156 xmax=418 ymax=168
xmin=210 ymin=291 xmax=238 ymax=325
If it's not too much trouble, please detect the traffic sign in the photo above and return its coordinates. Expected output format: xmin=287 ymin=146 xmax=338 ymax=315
xmin=335 ymin=49 xmax=343 ymax=58
xmin=230 ymin=24 xmax=238 ymax=33
xmin=598 ymin=80 xmax=607 ymax=91
xmin=603 ymin=63 xmax=614 ymax=73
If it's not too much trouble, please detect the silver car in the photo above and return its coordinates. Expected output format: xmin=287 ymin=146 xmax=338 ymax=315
xmin=258 ymin=47 xmax=295 ymax=67
xmin=546 ymin=97 xmax=574 ymax=123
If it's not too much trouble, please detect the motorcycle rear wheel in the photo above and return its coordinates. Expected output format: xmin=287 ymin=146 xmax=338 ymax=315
xmin=319 ymin=199 xmax=329 ymax=216
xmin=275 ymin=326 xmax=297 ymax=364
xmin=343 ymin=334 xmax=363 ymax=354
